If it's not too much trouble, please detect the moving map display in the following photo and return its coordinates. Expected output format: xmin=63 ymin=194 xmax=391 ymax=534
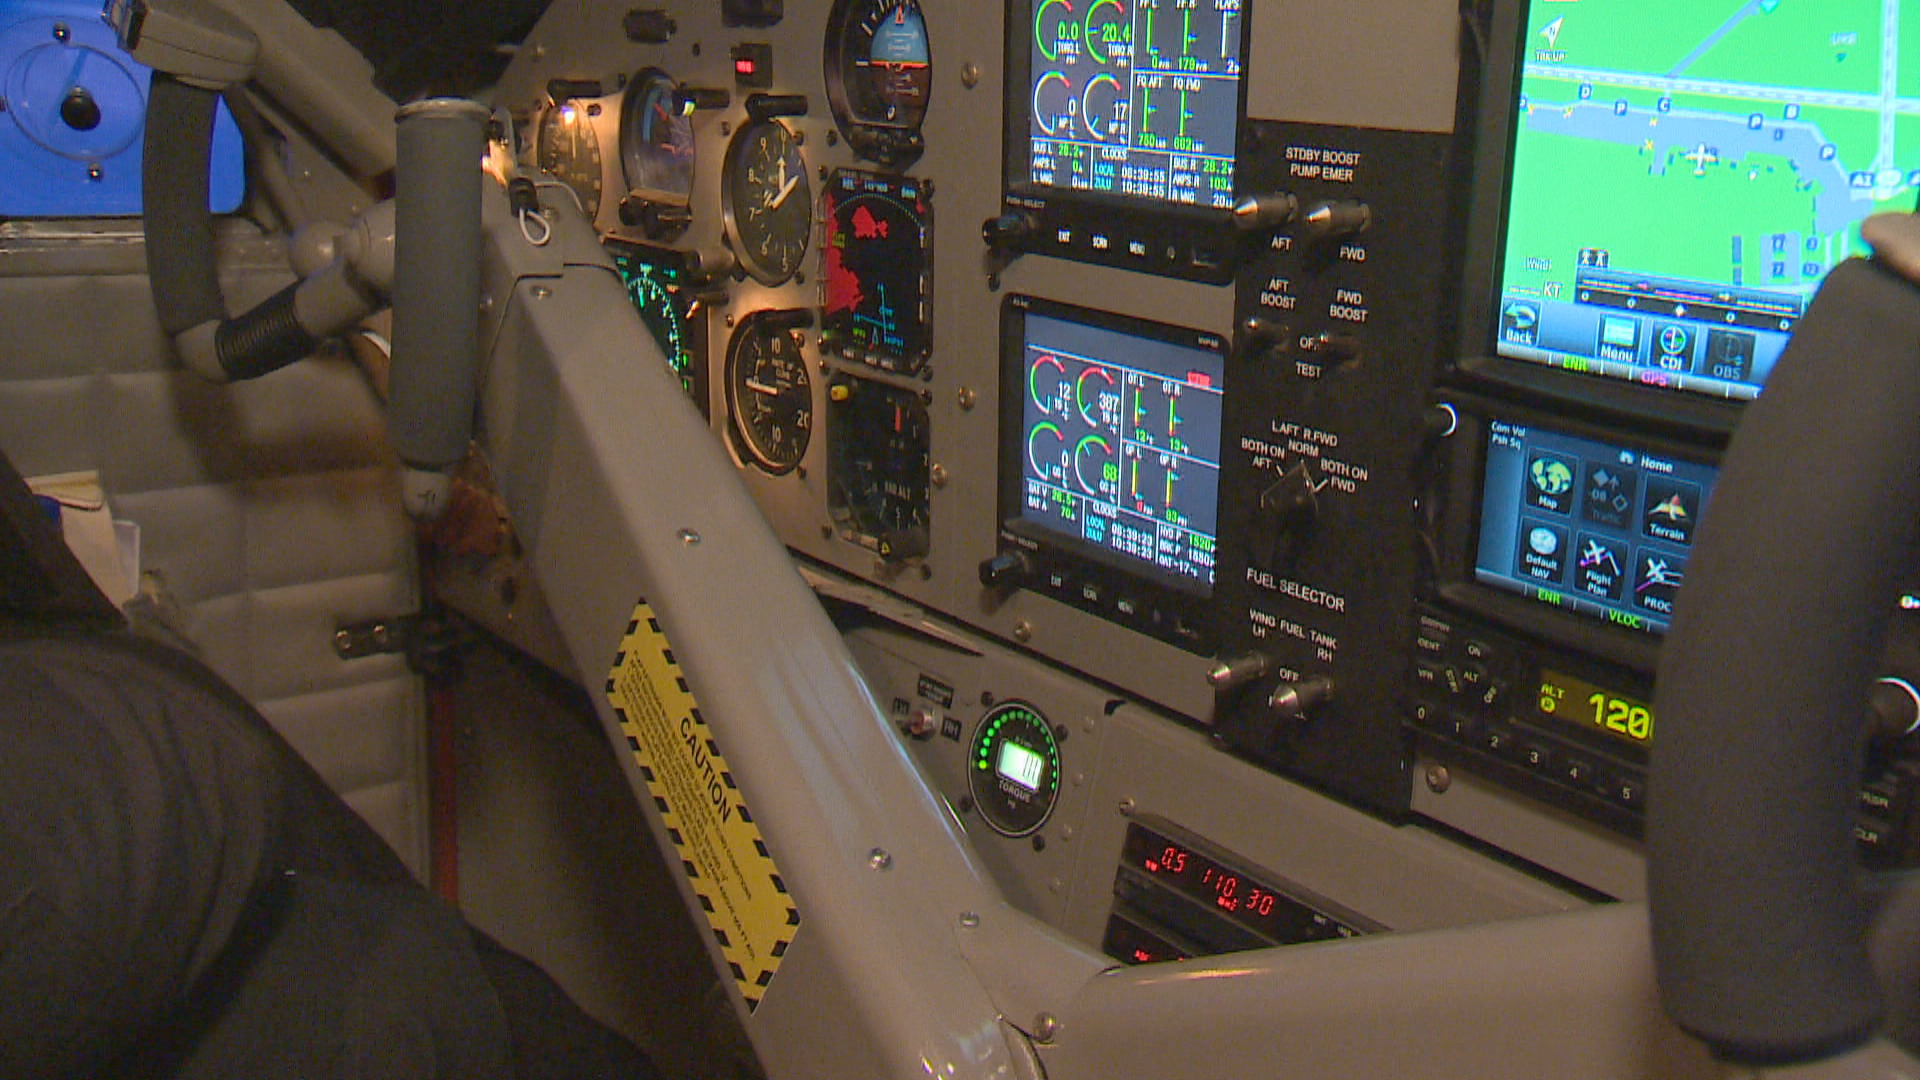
xmin=1493 ymin=0 xmax=1918 ymax=400
xmin=1023 ymin=0 xmax=1245 ymax=208
xmin=820 ymin=170 xmax=933 ymax=373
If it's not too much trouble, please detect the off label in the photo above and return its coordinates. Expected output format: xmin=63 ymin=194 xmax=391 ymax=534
xmin=606 ymin=601 xmax=799 ymax=1011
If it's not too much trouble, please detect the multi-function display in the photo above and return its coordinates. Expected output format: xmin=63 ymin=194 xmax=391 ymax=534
xmin=1024 ymin=0 xmax=1244 ymax=209
xmin=1474 ymin=418 xmax=1718 ymax=635
xmin=1015 ymin=302 xmax=1224 ymax=594
xmin=1492 ymin=0 xmax=1916 ymax=400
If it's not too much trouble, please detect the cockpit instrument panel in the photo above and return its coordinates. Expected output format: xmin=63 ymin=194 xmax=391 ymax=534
xmin=827 ymin=373 xmax=930 ymax=562
xmin=726 ymin=309 xmax=815 ymax=474
xmin=1023 ymin=0 xmax=1242 ymax=208
xmin=992 ymin=295 xmax=1225 ymax=653
xmin=997 ymin=0 xmax=1250 ymax=282
xmin=607 ymin=240 xmax=711 ymax=415
xmin=536 ymin=98 xmax=604 ymax=221
xmin=722 ymin=113 xmax=813 ymax=286
xmin=823 ymin=0 xmax=931 ymax=167
xmin=820 ymin=170 xmax=933 ymax=374
xmin=1464 ymin=0 xmax=1919 ymax=408
xmin=618 ymin=68 xmax=697 ymax=235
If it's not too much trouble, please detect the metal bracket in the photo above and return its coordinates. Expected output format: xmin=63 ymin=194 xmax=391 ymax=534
xmin=333 ymin=610 xmax=468 ymax=679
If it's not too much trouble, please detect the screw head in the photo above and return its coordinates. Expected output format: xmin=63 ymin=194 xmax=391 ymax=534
xmin=957 ymin=387 xmax=978 ymax=411
xmin=1425 ymin=765 xmax=1452 ymax=793
xmin=1033 ymin=1014 xmax=1059 ymax=1043
xmin=960 ymin=62 xmax=981 ymax=89
xmin=867 ymin=848 xmax=892 ymax=871
xmin=678 ymin=528 xmax=702 ymax=545
xmin=959 ymin=911 xmax=980 ymax=928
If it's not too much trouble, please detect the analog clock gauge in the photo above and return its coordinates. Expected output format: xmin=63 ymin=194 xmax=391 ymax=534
xmin=721 ymin=118 xmax=812 ymax=286
xmin=725 ymin=311 xmax=814 ymax=474
xmin=619 ymin=69 xmax=695 ymax=203
xmin=535 ymin=100 xmax=604 ymax=220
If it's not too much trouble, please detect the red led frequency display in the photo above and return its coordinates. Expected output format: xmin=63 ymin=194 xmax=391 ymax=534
xmin=1119 ymin=822 xmax=1363 ymax=946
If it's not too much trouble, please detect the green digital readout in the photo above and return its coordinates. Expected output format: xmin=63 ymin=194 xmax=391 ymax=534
xmin=1538 ymin=668 xmax=1652 ymax=745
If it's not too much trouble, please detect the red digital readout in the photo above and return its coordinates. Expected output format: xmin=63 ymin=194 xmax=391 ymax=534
xmin=1145 ymin=843 xmax=1283 ymax=922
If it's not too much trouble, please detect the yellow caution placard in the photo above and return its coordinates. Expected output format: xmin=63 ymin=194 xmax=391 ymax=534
xmin=606 ymin=601 xmax=799 ymax=1011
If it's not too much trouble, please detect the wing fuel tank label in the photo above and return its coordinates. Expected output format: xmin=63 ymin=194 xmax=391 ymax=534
xmin=607 ymin=601 xmax=798 ymax=1011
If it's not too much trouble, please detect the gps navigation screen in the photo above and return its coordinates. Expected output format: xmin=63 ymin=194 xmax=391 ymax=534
xmin=1475 ymin=418 xmax=1719 ymax=636
xmin=1024 ymin=0 xmax=1245 ymax=209
xmin=1492 ymin=1 xmax=1916 ymax=400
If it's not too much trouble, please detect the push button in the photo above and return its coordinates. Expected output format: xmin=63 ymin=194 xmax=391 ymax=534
xmin=1608 ymin=775 xmax=1647 ymax=809
xmin=1558 ymin=757 xmax=1597 ymax=788
xmin=1516 ymin=738 xmax=1554 ymax=773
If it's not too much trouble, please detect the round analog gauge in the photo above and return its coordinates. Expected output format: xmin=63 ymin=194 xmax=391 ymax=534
xmin=967 ymin=701 xmax=1062 ymax=838
xmin=721 ymin=118 xmax=812 ymax=286
xmin=536 ymin=100 xmax=603 ymax=219
xmin=827 ymin=374 xmax=929 ymax=560
xmin=824 ymin=0 xmax=932 ymax=164
xmin=725 ymin=312 xmax=813 ymax=474
xmin=619 ymin=69 xmax=695 ymax=203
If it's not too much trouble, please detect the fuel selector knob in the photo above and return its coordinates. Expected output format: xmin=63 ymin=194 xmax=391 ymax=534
xmin=1238 ymin=315 xmax=1291 ymax=359
xmin=1308 ymin=331 xmax=1361 ymax=363
xmin=1260 ymin=460 xmax=1320 ymax=531
xmin=1208 ymin=652 xmax=1273 ymax=692
xmin=1232 ymin=192 xmax=1299 ymax=232
xmin=1300 ymin=199 xmax=1372 ymax=240
xmin=1268 ymin=676 xmax=1334 ymax=721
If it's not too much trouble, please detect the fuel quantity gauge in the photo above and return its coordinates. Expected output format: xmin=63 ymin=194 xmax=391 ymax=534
xmin=535 ymin=99 xmax=604 ymax=220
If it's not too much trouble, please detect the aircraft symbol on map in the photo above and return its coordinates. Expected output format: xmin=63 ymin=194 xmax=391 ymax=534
xmin=1541 ymin=18 xmax=1563 ymax=49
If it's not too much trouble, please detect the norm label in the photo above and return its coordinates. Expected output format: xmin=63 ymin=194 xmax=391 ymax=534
xmin=606 ymin=601 xmax=799 ymax=1011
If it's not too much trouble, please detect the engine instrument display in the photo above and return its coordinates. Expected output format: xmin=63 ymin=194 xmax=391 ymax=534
xmin=606 ymin=240 xmax=709 ymax=415
xmin=1486 ymin=0 xmax=1918 ymax=401
xmin=1021 ymin=0 xmax=1244 ymax=209
xmin=1473 ymin=417 xmax=1718 ymax=635
xmin=1006 ymin=296 xmax=1225 ymax=595
xmin=820 ymin=170 xmax=932 ymax=373
xmin=827 ymin=374 xmax=930 ymax=561
xmin=823 ymin=0 xmax=932 ymax=165
xmin=536 ymin=99 xmax=603 ymax=220
xmin=619 ymin=69 xmax=696 ymax=203
xmin=722 ymin=117 xmax=812 ymax=286
xmin=725 ymin=310 xmax=814 ymax=473
xmin=967 ymin=701 xmax=1061 ymax=837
